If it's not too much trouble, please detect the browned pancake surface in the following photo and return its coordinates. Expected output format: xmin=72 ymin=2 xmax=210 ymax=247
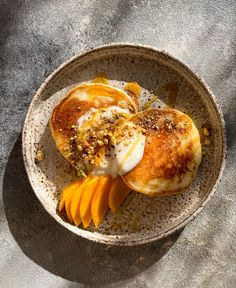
xmin=122 ymin=109 xmax=201 ymax=196
xmin=50 ymin=83 xmax=137 ymax=165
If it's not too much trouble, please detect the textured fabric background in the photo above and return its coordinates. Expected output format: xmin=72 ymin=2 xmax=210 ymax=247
xmin=0 ymin=1 xmax=235 ymax=287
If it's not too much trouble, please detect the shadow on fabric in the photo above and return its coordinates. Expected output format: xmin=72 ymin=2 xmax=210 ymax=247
xmin=3 ymin=135 xmax=183 ymax=287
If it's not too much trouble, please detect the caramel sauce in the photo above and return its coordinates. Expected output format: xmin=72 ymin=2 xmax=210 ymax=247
xmin=86 ymin=84 xmax=128 ymax=102
xmin=124 ymin=82 xmax=141 ymax=98
xmin=92 ymin=73 xmax=108 ymax=84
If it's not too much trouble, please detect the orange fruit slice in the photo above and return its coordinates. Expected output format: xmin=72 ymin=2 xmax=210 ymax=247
xmin=70 ymin=177 xmax=90 ymax=226
xmin=91 ymin=176 xmax=112 ymax=227
xmin=80 ymin=176 xmax=100 ymax=228
xmin=108 ymin=177 xmax=131 ymax=213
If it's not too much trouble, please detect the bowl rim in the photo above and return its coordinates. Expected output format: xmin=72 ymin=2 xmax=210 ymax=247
xmin=22 ymin=43 xmax=227 ymax=246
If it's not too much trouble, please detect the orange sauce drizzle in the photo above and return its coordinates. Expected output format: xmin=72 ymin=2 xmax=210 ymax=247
xmin=124 ymin=82 xmax=141 ymax=98
xmin=92 ymin=73 xmax=108 ymax=84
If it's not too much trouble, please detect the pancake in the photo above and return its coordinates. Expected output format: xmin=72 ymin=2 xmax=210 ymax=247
xmin=122 ymin=108 xmax=202 ymax=196
xmin=50 ymin=83 xmax=137 ymax=166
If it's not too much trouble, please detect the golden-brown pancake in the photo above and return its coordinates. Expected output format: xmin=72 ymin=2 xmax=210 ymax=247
xmin=50 ymin=83 xmax=137 ymax=166
xmin=122 ymin=108 xmax=202 ymax=196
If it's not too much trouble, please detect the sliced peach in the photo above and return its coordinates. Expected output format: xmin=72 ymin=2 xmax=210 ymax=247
xmin=59 ymin=179 xmax=82 ymax=212
xmin=108 ymin=177 xmax=131 ymax=213
xmin=70 ymin=177 xmax=90 ymax=226
xmin=91 ymin=176 xmax=113 ymax=227
xmin=80 ymin=176 xmax=100 ymax=228
xmin=65 ymin=186 xmax=78 ymax=223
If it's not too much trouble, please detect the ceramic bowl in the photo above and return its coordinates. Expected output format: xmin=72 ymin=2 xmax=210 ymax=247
xmin=22 ymin=43 xmax=226 ymax=246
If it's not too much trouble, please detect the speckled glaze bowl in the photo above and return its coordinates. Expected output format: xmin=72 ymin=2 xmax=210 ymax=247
xmin=22 ymin=44 xmax=226 ymax=246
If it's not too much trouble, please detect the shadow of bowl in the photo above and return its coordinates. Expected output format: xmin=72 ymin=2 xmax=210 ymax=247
xmin=3 ymin=134 xmax=183 ymax=286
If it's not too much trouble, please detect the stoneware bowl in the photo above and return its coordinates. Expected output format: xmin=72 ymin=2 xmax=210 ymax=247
xmin=22 ymin=43 xmax=226 ymax=246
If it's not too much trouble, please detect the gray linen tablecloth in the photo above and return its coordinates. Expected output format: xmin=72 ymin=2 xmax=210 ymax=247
xmin=0 ymin=1 xmax=235 ymax=287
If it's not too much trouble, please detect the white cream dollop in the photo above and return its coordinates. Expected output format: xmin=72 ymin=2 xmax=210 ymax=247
xmin=76 ymin=106 xmax=145 ymax=177
xmin=115 ymin=128 xmax=145 ymax=176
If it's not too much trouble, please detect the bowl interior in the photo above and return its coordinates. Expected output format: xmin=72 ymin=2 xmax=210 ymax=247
xmin=23 ymin=45 xmax=225 ymax=245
